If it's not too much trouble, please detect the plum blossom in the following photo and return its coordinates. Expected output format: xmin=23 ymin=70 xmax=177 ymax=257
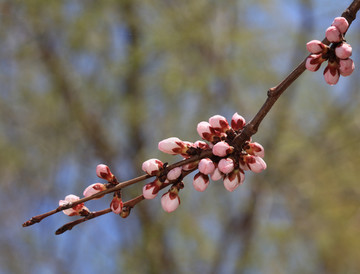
xmin=96 ymin=164 xmax=114 ymax=181
xmin=59 ymin=194 xmax=89 ymax=216
xmin=212 ymin=141 xmax=234 ymax=157
xmin=223 ymin=170 xmax=245 ymax=192
xmin=110 ymin=194 xmax=123 ymax=215
xmin=142 ymin=158 xmax=163 ymax=176
xmin=306 ymin=17 xmax=354 ymax=85
xmin=142 ymin=179 xmax=162 ymax=199
xmin=193 ymin=172 xmax=210 ymax=192
xmin=83 ymin=183 xmax=106 ymax=199
xmin=198 ymin=158 xmax=215 ymax=175
xmin=161 ymin=190 xmax=180 ymax=213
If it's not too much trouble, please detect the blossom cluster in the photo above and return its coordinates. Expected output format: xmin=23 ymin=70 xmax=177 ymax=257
xmin=142 ymin=113 xmax=266 ymax=213
xmin=59 ymin=164 xmax=120 ymax=216
xmin=305 ymin=17 xmax=355 ymax=85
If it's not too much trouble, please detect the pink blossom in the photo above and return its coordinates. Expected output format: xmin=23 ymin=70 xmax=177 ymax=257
xmin=96 ymin=164 xmax=114 ymax=181
xmin=305 ymin=54 xmax=324 ymax=72
xmin=212 ymin=141 xmax=234 ymax=157
xmin=161 ymin=191 xmax=180 ymax=213
xmin=331 ymin=17 xmax=349 ymax=34
xmin=335 ymin=43 xmax=352 ymax=59
xmin=209 ymin=115 xmax=230 ymax=132
xmin=158 ymin=137 xmax=188 ymax=155
xmin=167 ymin=167 xmax=182 ymax=181
xmin=218 ymin=158 xmax=235 ymax=174
xmin=198 ymin=158 xmax=216 ymax=175
xmin=306 ymin=40 xmax=326 ymax=54
xmin=59 ymin=194 xmax=89 ymax=216
xmin=244 ymin=155 xmax=267 ymax=173
xmin=223 ymin=170 xmax=245 ymax=192
xmin=325 ymin=26 xmax=342 ymax=43
xmin=197 ymin=121 xmax=214 ymax=142
xmin=182 ymin=160 xmax=199 ymax=171
xmin=231 ymin=112 xmax=246 ymax=131
xmin=110 ymin=195 xmax=123 ymax=214
xmin=142 ymin=158 xmax=163 ymax=176
xmin=339 ymin=58 xmax=355 ymax=76
xmin=193 ymin=172 xmax=210 ymax=192
xmin=211 ymin=167 xmax=223 ymax=181
xmin=83 ymin=183 xmax=106 ymax=199
xmin=246 ymin=142 xmax=265 ymax=158
xmin=323 ymin=61 xmax=340 ymax=85
xmin=142 ymin=180 xmax=161 ymax=199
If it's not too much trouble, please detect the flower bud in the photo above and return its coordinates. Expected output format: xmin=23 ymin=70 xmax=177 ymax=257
xmin=193 ymin=172 xmax=210 ymax=192
xmin=198 ymin=158 xmax=215 ymax=175
xmin=194 ymin=140 xmax=210 ymax=150
xmin=167 ymin=167 xmax=182 ymax=181
xmin=306 ymin=40 xmax=326 ymax=54
xmin=212 ymin=141 xmax=234 ymax=157
xmin=245 ymin=142 xmax=265 ymax=158
xmin=209 ymin=115 xmax=230 ymax=132
xmin=339 ymin=58 xmax=355 ymax=76
xmin=325 ymin=26 xmax=342 ymax=43
xmin=218 ymin=158 xmax=235 ymax=174
xmin=161 ymin=190 xmax=180 ymax=213
xmin=331 ymin=17 xmax=349 ymax=34
xmin=305 ymin=54 xmax=325 ymax=72
xmin=83 ymin=183 xmax=106 ymax=199
xmin=231 ymin=112 xmax=246 ymax=131
xmin=142 ymin=179 xmax=161 ymax=199
xmin=323 ymin=61 xmax=340 ymax=85
xmin=158 ymin=137 xmax=188 ymax=155
xmin=223 ymin=170 xmax=245 ymax=192
xmin=197 ymin=121 xmax=214 ymax=142
xmin=211 ymin=167 xmax=223 ymax=181
xmin=244 ymin=155 xmax=267 ymax=173
xmin=142 ymin=158 xmax=163 ymax=176
xmin=96 ymin=164 xmax=114 ymax=181
xmin=110 ymin=195 xmax=123 ymax=215
xmin=335 ymin=43 xmax=352 ymax=59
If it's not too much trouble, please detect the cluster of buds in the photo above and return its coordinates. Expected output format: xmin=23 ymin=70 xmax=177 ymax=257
xmin=142 ymin=113 xmax=266 ymax=213
xmin=59 ymin=164 xmax=121 ymax=216
xmin=305 ymin=17 xmax=355 ymax=85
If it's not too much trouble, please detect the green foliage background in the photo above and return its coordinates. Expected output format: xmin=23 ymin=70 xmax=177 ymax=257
xmin=1 ymin=0 xmax=360 ymax=273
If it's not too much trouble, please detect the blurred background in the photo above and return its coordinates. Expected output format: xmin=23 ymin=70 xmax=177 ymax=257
xmin=1 ymin=0 xmax=360 ymax=273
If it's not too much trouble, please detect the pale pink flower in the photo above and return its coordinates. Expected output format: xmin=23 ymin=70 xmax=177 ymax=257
xmin=305 ymin=54 xmax=324 ymax=72
xmin=323 ymin=61 xmax=340 ymax=85
xmin=142 ymin=158 xmax=163 ymax=176
xmin=209 ymin=115 xmax=230 ymax=132
xmin=212 ymin=141 xmax=234 ymax=157
xmin=83 ymin=183 xmax=106 ymax=199
xmin=331 ymin=17 xmax=349 ymax=34
xmin=244 ymin=155 xmax=267 ymax=173
xmin=167 ymin=167 xmax=182 ymax=181
xmin=158 ymin=137 xmax=186 ymax=155
xmin=161 ymin=191 xmax=180 ymax=213
xmin=246 ymin=142 xmax=265 ymax=158
xmin=231 ymin=112 xmax=246 ymax=131
xmin=218 ymin=158 xmax=235 ymax=174
xmin=193 ymin=172 xmax=210 ymax=192
xmin=197 ymin=121 xmax=214 ymax=142
xmin=223 ymin=170 xmax=245 ymax=192
xmin=59 ymin=194 xmax=89 ymax=216
xmin=110 ymin=195 xmax=123 ymax=214
xmin=335 ymin=43 xmax=352 ymax=59
xmin=198 ymin=158 xmax=216 ymax=175
xmin=96 ymin=164 xmax=114 ymax=181
xmin=306 ymin=40 xmax=326 ymax=54
xmin=325 ymin=26 xmax=342 ymax=43
xmin=211 ymin=167 xmax=223 ymax=181
xmin=339 ymin=58 xmax=355 ymax=76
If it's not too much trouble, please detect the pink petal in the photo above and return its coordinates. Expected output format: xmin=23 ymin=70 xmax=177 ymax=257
xmin=325 ymin=26 xmax=342 ymax=43
xmin=212 ymin=141 xmax=234 ymax=157
xmin=335 ymin=43 xmax=352 ymax=59
xmin=96 ymin=164 xmax=114 ymax=181
xmin=198 ymin=158 xmax=215 ymax=175
xmin=331 ymin=17 xmax=349 ymax=34
xmin=142 ymin=158 xmax=163 ymax=176
xmin=167 ymin=167 xmax=183 ymax=181
xmin=339 ymin=58 xmax=355 ymax=76
xmin=218 ymin=158 xmax=235 ymax=174
xmin=231 ymin=112 xmax=246 ymax=131
xmin=83 ymin=183 xmax=106 ymax=199
xmin=323 ymin=62 xmax=340 ymax=86
xmin=158 ymin=137 xmax=186 ymax=155
xmin=193 ymin=172 xmax=210 ymax=192
xmin=161 ymin=192 xmax=180 ymax=213
xmin=306 ymin=40 xmax=325 ymax=54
